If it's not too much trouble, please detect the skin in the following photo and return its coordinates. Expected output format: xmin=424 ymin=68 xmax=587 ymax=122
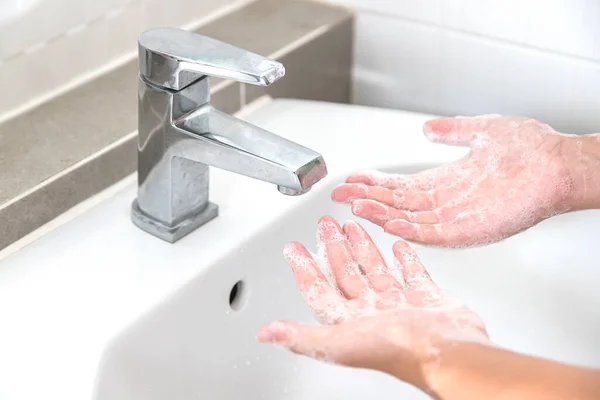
xmin=258 ymin=216 xmax=490 ymax=391
xmin=257 ymin=216 xmax=600 ymax=399
xmin=331 ymin=115 xmax=600 ymax=247
xmin=257 ymin=116 xmax=600 ymax=398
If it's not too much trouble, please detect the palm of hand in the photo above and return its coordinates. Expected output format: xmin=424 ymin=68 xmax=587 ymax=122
xmin=331 ymin=115 xmax=575 ymax=247
xmin=257 ymin=217 xmax=488 ymax=380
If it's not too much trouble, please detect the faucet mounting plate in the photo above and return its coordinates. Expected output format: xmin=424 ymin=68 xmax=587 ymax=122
xmin=131 ymin=200 xmax=219 ymax=243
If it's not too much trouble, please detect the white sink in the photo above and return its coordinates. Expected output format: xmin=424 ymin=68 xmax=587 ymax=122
xmin=1 ymin=99 xmax=599 ymax=399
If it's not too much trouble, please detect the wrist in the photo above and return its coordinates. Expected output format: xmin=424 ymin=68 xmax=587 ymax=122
xmin=383 ymin=337 xmax=464 ymax=395
xmin=420 ymin=340 xmax=507 ymax=400
xmin=420 ymin=340 xmax=474 ymax=398
xmin=419 ymin=338 xmax=600 ymax=400
xmin=417 ymin=339 xmax=491 ymax=398
xmin=559 ymin=133 xmax=600 ymax=211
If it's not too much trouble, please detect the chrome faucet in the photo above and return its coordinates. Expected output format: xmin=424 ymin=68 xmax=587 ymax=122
xmin=131 ymin=28 xmax=328 ymax=243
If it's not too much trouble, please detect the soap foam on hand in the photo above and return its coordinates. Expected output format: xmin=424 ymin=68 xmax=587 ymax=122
xmin=332 ymin=115 xmax=597 ymax=248
xmin=257 ymin=216 xmax=489 ymax=394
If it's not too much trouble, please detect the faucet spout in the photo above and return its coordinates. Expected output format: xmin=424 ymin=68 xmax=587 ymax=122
xmin=173 ymin=105 xmax=327 ymax=192
xmin=132 ymin=28 xmax=328 ymax=243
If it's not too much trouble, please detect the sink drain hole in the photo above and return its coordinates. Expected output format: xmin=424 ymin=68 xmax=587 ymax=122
xmin=229 ymin=280 xmax=246 ymax=311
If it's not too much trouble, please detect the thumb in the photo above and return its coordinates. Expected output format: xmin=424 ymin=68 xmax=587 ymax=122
xmin=257 ymin=320 xmax=398 ymax=373
xmin=423 ymin=114 xmax=501 ymax=146
xmin=257 ymin=320 xmax=341 ymax=362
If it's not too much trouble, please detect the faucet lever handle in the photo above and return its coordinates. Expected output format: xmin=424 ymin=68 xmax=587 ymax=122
xmin=138 ymin=27 xmax=285 ymax=90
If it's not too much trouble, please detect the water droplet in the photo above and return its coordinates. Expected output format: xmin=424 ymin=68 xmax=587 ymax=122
xmin=245 ymin=359 xmax=251 ymax=366
xmin=255 ymin=356 xmax=260 ymax=361
xmin=283 ymin=387 xmax=289 ymax=394
xmin=233 ymin=364 xmax=238 ymax=369
xmin=225 ymin=309 xmax=231 ymax=315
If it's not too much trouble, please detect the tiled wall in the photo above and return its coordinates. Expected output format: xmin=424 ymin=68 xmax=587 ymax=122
xmin=0 ymin=0 xmax=249 ymax=120
xmin=0 ymin=0 xmax=353 ymax=250
xmin=325 ymin=0 xmax=600 ymax=133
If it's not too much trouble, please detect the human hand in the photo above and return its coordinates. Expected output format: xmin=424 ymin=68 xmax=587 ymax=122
xmin=257 ymin=216 xmax=489 ymax=391
xmin=331 ymin=115 xmax=598 ymax=247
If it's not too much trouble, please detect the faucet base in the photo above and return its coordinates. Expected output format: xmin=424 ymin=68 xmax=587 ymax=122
xmin=131 ymin=200 xmax=219 ymax=243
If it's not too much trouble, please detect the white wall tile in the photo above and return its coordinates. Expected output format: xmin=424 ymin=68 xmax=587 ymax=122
xmin=353 ymin=7 xmax=600 ymax=132
xmin=0 ymin=0 xmax=124 ymax=59
xmin=327 ymin=0 xmax=600 ymax=131
xmin=325 ymin=0 xmax=441 ymax=24
xmin=0 ymin=0 xmax=243 ymax=118
xmin=441 ymin=0 xmax=600 ymax=62
xmin=352 ymin=13 xmax=443 ymax=113
xmin=328 ymin=0 xmax=600 ymax=61
xmin=436 ymin=31 xmax=597 ymax=133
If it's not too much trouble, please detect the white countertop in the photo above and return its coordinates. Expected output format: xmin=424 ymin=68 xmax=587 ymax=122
xmin=0 ymin=99 xmax=465 ymax=400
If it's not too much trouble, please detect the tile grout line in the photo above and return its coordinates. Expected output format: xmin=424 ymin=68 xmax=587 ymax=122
xmin=0 ymin=92 xmax=276 ymax=260
xmin=240 ymin=83 xmax=247 ymax=107
xmin=1 ymin=14 xmax=348 ymax=212
xmin=0 ymin=2 xmax=354 ymax=252
xmin=0 ymin=0 xmax=258 ymax=125
xmin=268 ymin=22 xmax=336 ymax=60
xmin=0 ymin=131 xmax=137 ymax=210
xmin=0 ymin=173 xmax=138 ymax=261
xmin=2 ymin=0 xmax=141 ymax=63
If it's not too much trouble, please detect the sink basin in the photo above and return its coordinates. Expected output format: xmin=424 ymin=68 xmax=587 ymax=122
xmin=1 ymin=98 xmax=599 ymax=399
xmin=96 ymin=169 xmax=600 ymax=400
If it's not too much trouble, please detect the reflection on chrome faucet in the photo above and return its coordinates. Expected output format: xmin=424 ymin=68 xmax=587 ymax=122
xmin=131 ymin=28 xmax=328 ymax=243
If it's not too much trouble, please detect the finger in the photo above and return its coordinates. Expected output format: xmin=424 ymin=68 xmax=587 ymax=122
xmin=351 ymin=199 xmax=408 ymax=226
xmin=345 ymin=156 xmax=474 ymax=192
xmin=344 ymin=169 xmax=405 ymax=190
xmin=331 ymin=183 xmax=400 ymax=207
xmin=342 ymin=221 xmax=403 ymax=292
xmin=394 ymin=189 xmax=436 ymax=211
xmin=351 ymin=200 xmax=448 ymax=226
xmin=423 ymin=114 xmax=501 ymax=146
xmin=391 ymin=241 xmax=436 ymax=290
xmin=257 ymin=320 xmax=340 ymax=362
xmin=283 ymin=242 xmax=348 ymax=323
xmin=391 ymin=180 xmax=477 ymax=212
xmin=257 ymin=320 xmax=390 ymax=370
xmin=398 ymin=203 xmax=480 ymax=225
xmin=317 ymin=216 xmax=370 ymax=299
xmin=346 ymin=169 xmax=441 ymax=191
xmin=333 ymin=183 xmax=440 ymax=212
xmin=383 ymin=213 xmax=494 ymax=247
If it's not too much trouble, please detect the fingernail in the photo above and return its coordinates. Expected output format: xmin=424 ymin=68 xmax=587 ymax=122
xmin=282 ymin=242 xmax=296 ymax=261
xmin=344 ymin=219 xmax=359 ymax=228
xmin=257 ymin=328 xmax=275 ymax=342
xmin=341 ymin=220 xmax=360 ymax=235
xmin=384 ymin=219 xmax=415 ymax=235
xmin=352 ymin=201 xmax=389 ymax=226
xmin=333 ymin=184 xmax=367 ymax=203
xmin=352 ymin=199 xmax=384 ymax=214
xmin=423 ymin=123 xmax=434 ymax=135
xmin=318 ymin=217 xmax=342 ymax=240
xmin=331 ymin=192 xmax=358 ymax=203
xmin=331 ymin=185 xmax=349 ymax=202
xmin=352 ymin=199 xmax=387 ymax=220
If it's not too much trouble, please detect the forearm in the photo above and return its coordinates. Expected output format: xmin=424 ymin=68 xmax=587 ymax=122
xmin=561 ymin=133 xmax=600 ymax=210
xmin=420 ymin=342 xmax=600 ymax=400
